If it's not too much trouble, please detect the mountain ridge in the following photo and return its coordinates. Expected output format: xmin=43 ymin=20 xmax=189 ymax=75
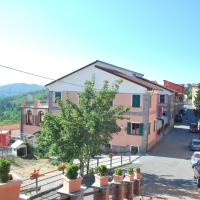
xmin=0 ymin=83 xmax=45 ymax=97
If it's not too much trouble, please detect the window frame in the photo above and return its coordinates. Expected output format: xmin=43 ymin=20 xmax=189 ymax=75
xmin=132 ymin=94 xmax=141 ymax=108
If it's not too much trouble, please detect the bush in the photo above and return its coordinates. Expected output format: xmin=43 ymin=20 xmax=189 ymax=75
xmin=127 ymin=167 xmax=134 ymax=175
xmin=0 ymin=158 xmax=11 ymax=183
xmin=96 ymin=165 xmax=107 ymax=176
xmin=135 ymin=167 xmax=141 ymax=173
xmin=65 ymin=163 xmax=79 ymax=179
xmin=114 ymin=167 xmax=122 ymax=176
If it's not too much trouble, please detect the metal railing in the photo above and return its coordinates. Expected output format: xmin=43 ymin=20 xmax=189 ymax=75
xmin=20 ymin=153 xmax=132 ymax=196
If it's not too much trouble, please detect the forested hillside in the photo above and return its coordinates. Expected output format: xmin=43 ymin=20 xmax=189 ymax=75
xmin=0 ymin=83 xmax=45 ymax=97
xmin=0 ymin=90 xmax=48 ymax=125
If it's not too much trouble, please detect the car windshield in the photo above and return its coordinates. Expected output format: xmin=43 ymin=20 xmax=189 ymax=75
xmin=193 ymin=141 xmax=200 ymax=146
xmin=190 ymin=124 xmax=197 ymax=128
xmin=194 ymin=154 xmax=200 ymax=158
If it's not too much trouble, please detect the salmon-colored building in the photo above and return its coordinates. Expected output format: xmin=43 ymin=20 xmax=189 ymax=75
xmin=39 ymin=60 xmax=175 ymax=153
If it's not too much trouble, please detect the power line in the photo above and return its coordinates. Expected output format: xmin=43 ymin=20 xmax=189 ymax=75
xmin=0 ymin=64 xmax=85 ymax=88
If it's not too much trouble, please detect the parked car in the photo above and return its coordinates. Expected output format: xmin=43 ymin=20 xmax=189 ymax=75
xmin=189 ymin=139 xmax=200 ymax=151
xmin=191 ymin=151 xmax=200 ymax=166
xmin=192 ymin=161 xmax=200 ymax=187
xmin=179 ymin=108 xmax=187 ymax=116
xmin=189 ymin=123 xmax=199 ymax=133
xmin=175 ymin=114 xmax=182 ymax=123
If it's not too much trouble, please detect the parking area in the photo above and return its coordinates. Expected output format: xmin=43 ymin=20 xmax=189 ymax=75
xmin=135 ymin=108 xmax=200 ymax=199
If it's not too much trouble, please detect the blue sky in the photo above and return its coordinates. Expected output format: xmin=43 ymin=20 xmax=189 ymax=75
xmin=0 ymin=0 xmax=199 ymax=86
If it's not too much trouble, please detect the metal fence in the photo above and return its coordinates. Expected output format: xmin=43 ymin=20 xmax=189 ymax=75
xmin=20 ymin=153 xmax=132 ymax=196
xmin=0 ymin=147 xmax=12 ymax=158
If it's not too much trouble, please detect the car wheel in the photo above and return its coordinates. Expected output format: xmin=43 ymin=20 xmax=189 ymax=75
xmin=197 ymin=179 xmax=200 ymax=187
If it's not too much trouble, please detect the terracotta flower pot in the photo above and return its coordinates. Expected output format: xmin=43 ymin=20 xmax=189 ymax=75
xmin=62 ymin=175 xmax=82 ymax=193
xmin=94 ymin=174 xmax=109 ymax=187
xmin=134 ymin=172 xmax=142 ymax=180
xmin=0 ymin=173 xmax=22 ymax=200
xmin=113 ymin=174 xmax=123 ymax=184
xmin=123 ymin=173 xmax=134 ymax=182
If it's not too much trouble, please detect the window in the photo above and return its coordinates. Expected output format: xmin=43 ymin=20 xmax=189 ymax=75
xmin=127 ymin=122 xmax=144 ymax=135
xmin=38 ymin=111 xmax=44 ymax=125
xmin=26 ymin=110 xmax=33 ymax=125
xmin=148 ymin=123 xmax=151 ymax=135
xmin=149 ymin=95 xmax=152 ymax=107
xmin=132 ymin=95 xmax=140 ymax=107
xmin=160 ymin=95 xmax=165 ymax=103
xmin=55 ymin=92 xmax=61 ymax=103
xmin=154 ymin=120 xmax=156 ymax=131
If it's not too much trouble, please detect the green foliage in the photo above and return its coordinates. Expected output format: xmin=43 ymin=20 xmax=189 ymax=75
xmin=65 ymin=163 xmax=79 ymax=179
xmin=127 ymin=167 xmax=134 ymax=175
xmin=194 ymin=89 xmax=200 ymax=115
xmin=0 ymin=90 xmax=48 ymax=125
xmin=96 ymin=164 xmax=107 ymax=176
xmin=35 ymin=80 xmax=128 ymax=173
xmin=135 ymin=167 xmax=141 ymax=173
xmin=184 ymin=87 xmax=192 ymax=100
xmin=114 ymin=167 xmax=122 ymax=176
xmin=0 ymin=159 xmax=11 ymax=183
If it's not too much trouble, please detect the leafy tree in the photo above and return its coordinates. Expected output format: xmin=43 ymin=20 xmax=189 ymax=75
xmin=194 ymin=86 xmax=200 ymax=116
xmin=184 ymin=87 xmax=192 ymax=100
xmin=36 ymin=80 xmax=128 ymax=174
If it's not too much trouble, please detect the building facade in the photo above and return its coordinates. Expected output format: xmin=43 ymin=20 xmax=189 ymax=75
xmin=44 ymin=60 xmax=175 ymax=153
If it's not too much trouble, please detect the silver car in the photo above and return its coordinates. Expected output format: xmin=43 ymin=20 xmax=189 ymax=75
xmin=191 ymin=151 xmax=200 ymax=166
xmin=189 ymin=139 xmax=200 ymax=151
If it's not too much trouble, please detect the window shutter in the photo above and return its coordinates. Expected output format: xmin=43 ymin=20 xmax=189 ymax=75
xmin=139 ymin=123 xmax=144 ymax=135
xmin=127 ymin=122 xmax=132 ymax=135
xmin=132 ymin=95 xmax=140 ymax=107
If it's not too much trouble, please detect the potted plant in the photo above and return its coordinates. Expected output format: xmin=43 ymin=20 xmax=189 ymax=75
xmin=57 ymin=163 xmax=66 ymax=171
xmin=63 ymin=163 xmax=82 ymax=193
xmin=134 ymin=167 xmax=142 ymax=179
xmin=124 ymin=166 xmax=135 ymax=182
xmin=113 ymin=167 xmax=123 ymax=184
xmin=94 ymin=164 xmax=109 ymax=187
xmin=30 ymin=169 xmax=40 ymax=179
xmin=0 ymin=158 xmax=22 ymax=200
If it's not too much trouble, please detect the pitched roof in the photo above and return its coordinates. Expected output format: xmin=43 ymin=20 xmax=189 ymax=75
xmin=45 ymin=60 xmax=143 ymax=87
xmin=95 ymin=65 xmax=162 ymax=91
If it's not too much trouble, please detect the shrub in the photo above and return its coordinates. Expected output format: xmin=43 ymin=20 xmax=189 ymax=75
xmin=0 ymin=158 xmax=11 ymax=183
xmin=114 ymin=167 xmax=122 ymax=176
xmin=127 ymin=167 xmax=134 ymax=175
xmin=96 ymin=165 xmax=107 ymax=176
xmin=135 ymin=167 xmax=141 ymax=173
xmin=65 ymin=163 xmax=79 ymax=179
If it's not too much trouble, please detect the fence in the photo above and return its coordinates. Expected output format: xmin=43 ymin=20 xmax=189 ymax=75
xmin=20 ymin=153 xmax=132 ymax=197
xmin=0 ymin=147 xmax=12 ymax=158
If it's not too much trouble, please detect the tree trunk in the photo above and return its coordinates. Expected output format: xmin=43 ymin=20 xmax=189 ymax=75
xmin=86 ymin=157 xmax=90 ymax=174
xmin=79 ymin=159 xmax=84 ymax=175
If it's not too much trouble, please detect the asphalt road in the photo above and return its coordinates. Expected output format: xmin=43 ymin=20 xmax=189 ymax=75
xmin=132 ymin=108 xmax=200 ymax=199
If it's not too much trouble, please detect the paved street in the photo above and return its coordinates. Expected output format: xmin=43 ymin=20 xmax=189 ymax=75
xmin=134 ymin=108 xmax=200 ymax=199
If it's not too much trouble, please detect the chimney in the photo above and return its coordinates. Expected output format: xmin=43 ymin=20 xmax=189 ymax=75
xmin=34 ymin=100 xmax=40 ymax=108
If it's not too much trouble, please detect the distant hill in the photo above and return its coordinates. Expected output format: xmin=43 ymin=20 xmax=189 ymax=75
xmin=0 ymin=83 xmax=45 ymax=98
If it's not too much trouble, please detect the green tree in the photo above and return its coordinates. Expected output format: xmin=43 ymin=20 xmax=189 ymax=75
xmin=184 ymin=87 xmax=192 ymax=100
xmin=35 ymin=80 xmax=128 ymax=174
xmin=194 ymin=87 xmax=200 ymax=115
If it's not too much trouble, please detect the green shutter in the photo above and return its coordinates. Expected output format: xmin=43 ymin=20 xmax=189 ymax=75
xmin=132 ymin=95 xmax=140 ymax=107
xmin=127 ymin=122 xmax=132 ymax=135
xmin=55 ymin=92 xmax=61 ymax=103
xmin=139 ymin=123 xmax=144 ymax=135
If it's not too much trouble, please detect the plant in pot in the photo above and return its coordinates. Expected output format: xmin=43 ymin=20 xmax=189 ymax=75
xmin=134 ymin=167 xmax=142 ymax=179
xmin=0 ymin=158 xmax=22 ymax=200
xmin=124 ymin=166 xmax=135 ymax=182
xmin=63 ymin=163 xmax=82 ymax=193
xmin=94 ymin=164 xmax=109 ymax=187
xmin=113 ymin=167 xmax=123 ymax=184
